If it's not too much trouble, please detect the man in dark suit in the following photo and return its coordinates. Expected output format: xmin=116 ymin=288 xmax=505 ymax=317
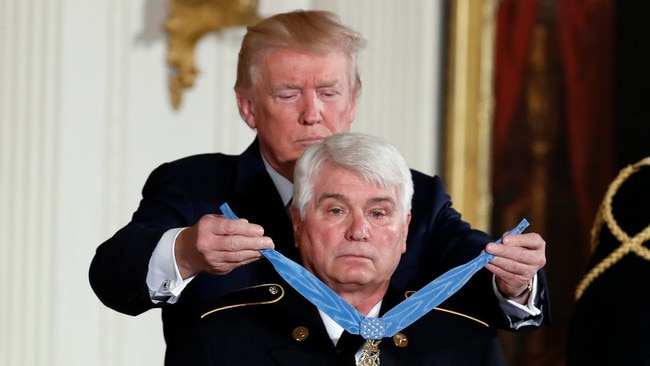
xmin=190 ymin=133 xmax=512 ymax=365
xmin=89 ymin=10 xmax=550 ymax=365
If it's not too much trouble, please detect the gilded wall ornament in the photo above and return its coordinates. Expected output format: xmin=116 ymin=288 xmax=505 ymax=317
xmin=165 ymin=0 xmax=260 ymax=109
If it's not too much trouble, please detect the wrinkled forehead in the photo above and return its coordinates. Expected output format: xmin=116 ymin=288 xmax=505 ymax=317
xmin=251 ymin=48 xmax=357 ymax=91
xmin=313 ymin=166 xmax=398 ymax=202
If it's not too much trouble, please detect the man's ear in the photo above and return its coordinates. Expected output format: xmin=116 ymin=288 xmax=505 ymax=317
xmin=401 ymin=212 xmax=411 ymax=253
xmin=291 ymin=207 xmax=302 ymax=248
xmin=347 ymin=97 xmax=358 ymax=129
xmin=236 ymin=93 xmax=256 ymax=129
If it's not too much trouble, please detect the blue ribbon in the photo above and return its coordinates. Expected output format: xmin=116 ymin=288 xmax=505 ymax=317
xmin=219 ymin=203 xmax=528 ymax=339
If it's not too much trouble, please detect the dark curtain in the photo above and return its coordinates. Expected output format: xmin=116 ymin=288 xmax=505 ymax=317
xmin=565 ymin=1 xmax=650 ymax=365
xmin=614 ymin=1 xmax=650 ymax=169
xmin=491 ymin=0 xmax=616 ymax=365
xmin=556 ymin=0 xmax=616 ymax=250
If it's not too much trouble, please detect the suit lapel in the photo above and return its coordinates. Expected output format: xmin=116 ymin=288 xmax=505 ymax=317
xmin=228 ymin=140 xmax=298 ymax=261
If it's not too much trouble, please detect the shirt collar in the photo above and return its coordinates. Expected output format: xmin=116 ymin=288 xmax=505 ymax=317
xmin=319 ymin=301 xmax=382 ymax=345
xmin=261 ymin=153 xmax=293 ymax=207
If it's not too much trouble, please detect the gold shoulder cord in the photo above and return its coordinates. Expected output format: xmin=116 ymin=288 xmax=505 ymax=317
xmin=574 ymin=157 xmax=650 ymax=301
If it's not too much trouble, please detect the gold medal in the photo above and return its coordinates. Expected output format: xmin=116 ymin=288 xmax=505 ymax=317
xmin=358 ymin=339 xmax=381 ymax=366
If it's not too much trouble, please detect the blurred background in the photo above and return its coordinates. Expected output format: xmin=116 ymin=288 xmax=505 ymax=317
xmin=1 ymin=0 xmax=648 ymax=365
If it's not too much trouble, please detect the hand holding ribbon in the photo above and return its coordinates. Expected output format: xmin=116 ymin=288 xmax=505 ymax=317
xmin=219 ymin=202 xmax=529 ymax=339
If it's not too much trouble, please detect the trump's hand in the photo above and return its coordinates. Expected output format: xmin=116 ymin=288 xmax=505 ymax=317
xmin=484 ymin=232 xmax=546 ymax=303
xmin=174 ymin=214 xmax=274 ymax=279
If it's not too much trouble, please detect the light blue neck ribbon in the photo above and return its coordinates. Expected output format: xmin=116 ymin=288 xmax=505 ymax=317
xmin=220 ymin=203 xmax=528 ymax=339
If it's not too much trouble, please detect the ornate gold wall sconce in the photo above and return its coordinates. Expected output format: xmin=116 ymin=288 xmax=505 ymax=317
xmin=164 ymin=0 xmax=260 ymax=109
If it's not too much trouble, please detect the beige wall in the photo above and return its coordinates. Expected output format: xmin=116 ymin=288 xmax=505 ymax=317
xmin=0 ymin=1 xmax=444 ymax=365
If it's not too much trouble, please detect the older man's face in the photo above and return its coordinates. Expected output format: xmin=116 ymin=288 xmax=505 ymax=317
xmin=292 ymin=163 xmax=410 ymax=296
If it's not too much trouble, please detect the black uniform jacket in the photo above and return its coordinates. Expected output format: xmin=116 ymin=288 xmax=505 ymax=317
xmin=89 ymin=139 xmax=550 ymax=364
xmin=566 ymin=162 xmax=650 ymax=365
xmin=186 ymin=274 xmax=505 ymax=366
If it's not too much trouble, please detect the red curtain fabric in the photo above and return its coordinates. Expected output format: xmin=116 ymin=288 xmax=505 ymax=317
xmin=556 ymin=0 xmax=616 ymax=249
xmin=492 ymin=2 xmax=617 ymax=364
xmin=493 ymin=0 xmax=616 ymax=248
xmin=492 ymin=0 xmax=540 ymax=191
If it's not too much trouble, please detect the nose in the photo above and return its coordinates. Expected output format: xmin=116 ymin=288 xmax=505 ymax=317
xmin=345 ymin=212 xmax=369 ymax=241
xmin=299 ymin=94 xmax=323 ymax=125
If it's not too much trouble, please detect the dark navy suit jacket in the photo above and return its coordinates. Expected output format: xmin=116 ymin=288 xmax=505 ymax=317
xmin=89 ymin=139 xmax=550 ymax=365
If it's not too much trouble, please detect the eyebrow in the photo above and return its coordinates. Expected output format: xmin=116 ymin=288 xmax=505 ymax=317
xmin=272 ymin=84 xmax=301 ymax=93
xmin=317 ymin=193 xmax=395 ymax=206
xmin=318 ymin=193 xmax=344 ymax=203
xmin=272 ymin=79 xmax=341 ymax=92
xmin=315 ymin=80 xmax=340 ymax=88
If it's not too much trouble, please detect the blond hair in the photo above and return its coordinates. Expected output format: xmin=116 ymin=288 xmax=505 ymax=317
xmin=235 ymin=10 xmax=366 ymax=98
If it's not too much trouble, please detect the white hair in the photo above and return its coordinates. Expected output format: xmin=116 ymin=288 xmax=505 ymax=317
xmin=293 ymin=133 xmax=413 ymax=222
